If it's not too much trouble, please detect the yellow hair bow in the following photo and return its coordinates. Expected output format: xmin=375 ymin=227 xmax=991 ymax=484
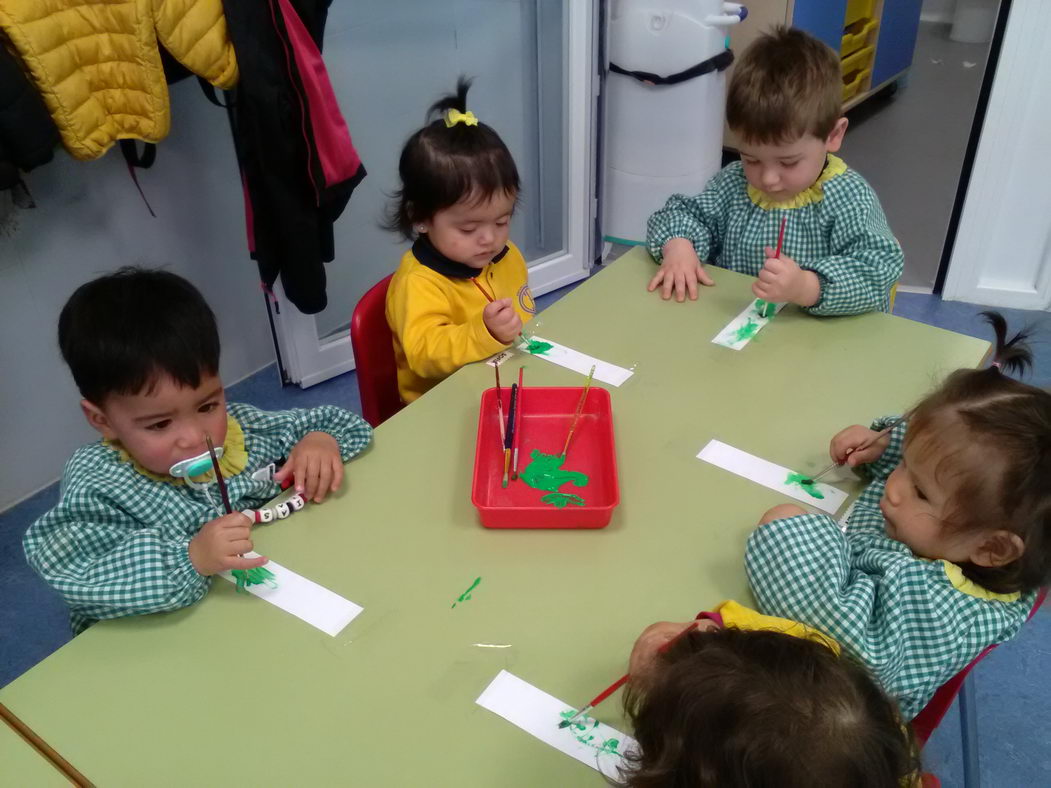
xmin=444 ymin=109 xmax=479 ymax=128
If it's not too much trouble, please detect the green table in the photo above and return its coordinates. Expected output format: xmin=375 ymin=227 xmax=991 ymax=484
xmin=0 ymin=249 xmax=988 ymax=785
xmin=0 ymin=713 xmax=73 ymax=786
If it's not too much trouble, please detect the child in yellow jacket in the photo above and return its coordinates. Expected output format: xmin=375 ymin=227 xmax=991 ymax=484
xmin=385 ymin=77 xmax=534 ymax=403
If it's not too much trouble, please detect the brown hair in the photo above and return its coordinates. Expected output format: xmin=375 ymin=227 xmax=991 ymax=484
xmin=905 ymin=312 xmax=1051 ymax=594
xmin=618 ymin=628 xmax=918 ymax=788
xmin=726 ymin=27 xmax=842 ymax=144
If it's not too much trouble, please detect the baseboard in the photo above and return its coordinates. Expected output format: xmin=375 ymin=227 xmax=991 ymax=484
xmin=895 ymin=285 xmax=936 ymax=295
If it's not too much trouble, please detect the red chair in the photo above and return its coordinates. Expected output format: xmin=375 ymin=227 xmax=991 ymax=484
xmin=350 ymin=274 xmax=403 ymax=427
xmin=912 ymin=589 xmax=1046 ymax=787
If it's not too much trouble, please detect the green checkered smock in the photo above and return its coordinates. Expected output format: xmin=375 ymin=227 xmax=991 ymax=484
xmin=646 ymin=155 xmax=903 ymax=316
xmin=24 ymin=402 xmax=372 ymax=635
xmin=745 ymin=417 xmax=1037 ymax=718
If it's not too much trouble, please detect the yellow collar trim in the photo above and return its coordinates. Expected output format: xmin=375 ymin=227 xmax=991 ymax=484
xmin=940 ymin=561 xmax=1021 ymax=602
xmin=746 ymin=154 xmax=848 ymax=210
xmin=104 ymin=414 xmax=248 ymax=485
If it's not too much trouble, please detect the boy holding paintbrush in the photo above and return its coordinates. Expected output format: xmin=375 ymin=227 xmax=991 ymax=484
xmin=24 ymin=268 xmax=372 ymax=635
xmin=646 ymin=27 xmax=902 ymax=315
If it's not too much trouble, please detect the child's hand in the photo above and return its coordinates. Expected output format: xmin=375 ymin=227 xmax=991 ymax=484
xmin=274 ymin=431 xmax=344 ymax=503
xmin=752 ymin=247 xmax=821 ymax=307
xmin=188 ymin=512 xmax=265 ymax=576
xmin=629 ymin=620 xmax=718 ymax=680
xmin=758 ymin=503 xmax=808 ymax=525
xmin=830 ymin=424 xmax=890 ymax=467
xmin=482 ymin=298 xmax=522 ymax=344
xmin=648 ymin=238 xmax=715 ymax=302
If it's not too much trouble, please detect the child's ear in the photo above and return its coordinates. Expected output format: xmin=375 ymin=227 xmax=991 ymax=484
xmin=81 ymin=399 xmax=117 ymax=440
xmin=969 ymin=530 xmax=1025 ymax=568
xmin=825 ymin=117 xmax=849 ymax=153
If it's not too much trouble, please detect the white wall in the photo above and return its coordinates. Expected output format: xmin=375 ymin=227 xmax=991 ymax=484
xmin=0 ymin=79 xmax=276 ymax=510
xmin=942 ymin=0 xmax=1051 ymax=310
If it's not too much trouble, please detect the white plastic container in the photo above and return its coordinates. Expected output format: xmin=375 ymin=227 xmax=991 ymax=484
xmin=950 ymin=0 xmax=997 ymax=44
xmin=603 ymin=0 xmax=744 ymax=245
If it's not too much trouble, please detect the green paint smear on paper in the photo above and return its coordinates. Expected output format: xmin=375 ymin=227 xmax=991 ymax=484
xmin=521 ymin=450 xmax=589 ymax=493
xmin=451 ymin=576 xmax=482 ymax=608
xmin=524 ymin=338 xmax=553 ymax=355
xmin=754 ymin=298 xmax=776 ymax=318
xmin=541 ymin=492 xmax=586 ymax=508
xmin=557 ymin=710 xmax=622 ymax=755
xmin=785 ymin=472 xmax=826 ymax=500
xmin=733 ymin=318 xmax=761 ymax=343
xmin=231 ymin=566 xmax=277 ymax=593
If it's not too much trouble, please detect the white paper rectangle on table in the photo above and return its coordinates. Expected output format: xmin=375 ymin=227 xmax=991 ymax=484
xmin=219 ymin=552 xmax=363 ymax=636
xmin=476 ymin=670 xmax=636 ymax=779
xmin=515 ymin=336 xmax=634 ymax=386
xmin=712 ymin=299 xmax=785 ymax=350
xmin=696 ymin=439 xmax=848 ymax=515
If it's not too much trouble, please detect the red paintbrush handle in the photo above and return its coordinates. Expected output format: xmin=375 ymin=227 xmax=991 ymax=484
xmin=774 ymin=216 xmax=787 ymax=259
xmin=585 ymin=673 xmax=629 ymax=709
xmin=471 ymin=277 xmax=495 ymax=303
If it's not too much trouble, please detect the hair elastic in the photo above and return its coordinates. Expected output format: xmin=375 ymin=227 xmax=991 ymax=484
xmin=444 ymin=109 xmax=478 ymax=128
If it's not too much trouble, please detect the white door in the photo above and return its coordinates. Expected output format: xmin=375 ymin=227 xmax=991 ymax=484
xmin=270 ymin=1 xmax=599 ymax=387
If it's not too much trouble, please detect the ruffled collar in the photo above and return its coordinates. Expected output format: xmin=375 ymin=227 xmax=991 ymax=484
xmin=412 ymin=234 xmax=509 ymax=279
xmin=747 ymin=154 xmax=848 ymax=210
xmin=104 ymin=413 xmax=248 ymax=485
xmin=940 ymin=560 xmax=1021 ymax=603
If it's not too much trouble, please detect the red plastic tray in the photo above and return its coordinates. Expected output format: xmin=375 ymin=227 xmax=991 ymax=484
xmin=471 ymin=386 xmax=619 ymax=529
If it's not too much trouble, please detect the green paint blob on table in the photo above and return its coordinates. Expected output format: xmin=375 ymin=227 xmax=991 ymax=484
xmin=524 ymin=338 xmax=553 ymax=355
xmin=451 ymin=576 xmax=482 ymax=608
xmin=540 ymin=492 xmax=586 ymax=508
xmin=231 ymin=566 xmax=277 ymax=593
xmin=733 ymin=318 xmax=761 ymax=343
xmin=785 ymin=472 xmax=826 ymax=500
xmin=521 ymin=450 xmax=589 ymax=493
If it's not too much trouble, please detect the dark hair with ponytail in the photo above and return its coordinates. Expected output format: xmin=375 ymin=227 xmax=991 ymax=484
xmin=384 ymin=77 xmax=520 ymax=239
xmin=906 ymin=312 xmax=1051 ymax=593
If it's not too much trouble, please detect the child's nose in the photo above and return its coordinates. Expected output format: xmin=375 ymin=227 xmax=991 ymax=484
xmin=761 ymin=169 xmax=779 ymax=188
xmin=884 ymin=470 xmax=903 ymax=505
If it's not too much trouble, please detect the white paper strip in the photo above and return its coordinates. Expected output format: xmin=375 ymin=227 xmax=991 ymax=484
xmin=515 ymin=336 xmax=634 ymax=386
xmin=219 ymin=552 xmax=363 ymax=636
xmin=476 ymin=670 xmax=636 ymax=779
xmin=696 ymin=439 xmax=848 ymax=515
xmin=712 ymin=299 xmax=785 ymax=350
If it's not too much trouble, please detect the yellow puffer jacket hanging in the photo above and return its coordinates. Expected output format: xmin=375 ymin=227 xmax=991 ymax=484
xmin=0 ymin=0 xmax=238 ymax=161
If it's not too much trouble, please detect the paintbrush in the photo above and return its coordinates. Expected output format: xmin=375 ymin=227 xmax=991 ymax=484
xmin=495 ymin=366 xmax=506 ymax=449
xmin=511 ymin=367 xmax=524 ymax=480
xmin=801 ymin=414 xmax=907 ymax=485
xmin=561 ymin=365 xmax=596 ymax=458
xmin=756 ymin=216 xmax=787 ymax=319
xmin=559 ymin=621 xmax=700 ymax=729
xmin=503 ymin=383 xmax=518 ymax=488
xmin=204 ymin=434 xmax=233 ymax=515
xmin=471 ymin=277 xmax=530 ymax=348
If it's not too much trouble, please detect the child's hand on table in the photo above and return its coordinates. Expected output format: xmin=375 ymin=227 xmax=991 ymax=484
xmin=189 ymin=512 xmax=265 ymax=576
xmin=275 ymin=431 xmax=344 ymax=503
xmin=649 ymin=238 xmax=715 ymax=302
xmin=482 ymin=298 xmax=522 ymax=344
xmin=830 ymin=424 xmax=891 ymax=468
xmin=629 ymin=619 xmax=718 ymax=680
xmin=752 ymin=246 xmax=821 ymax=307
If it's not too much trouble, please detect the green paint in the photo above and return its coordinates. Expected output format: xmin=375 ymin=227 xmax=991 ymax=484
xmin=733 ymin=318 xmax=761 ymax=343
xmin=754 ymin=298 xmax=776 ymax=318
xmin=231 ymin=566 xmax=277 ymax=593
xmin=557 ymin=710 xmax=622 ymax=755
xmin=785 ymin=472 xmax=826 ymax=500
xmin=451 ymin=576 xmax=482 ymax=608
xmin=521 ymin=450 xmax=589 ymax=493
xmin=524 ymin=337 xmax=553 ymax=355
xmin=541 ymin=492 xmax=586 ymax=508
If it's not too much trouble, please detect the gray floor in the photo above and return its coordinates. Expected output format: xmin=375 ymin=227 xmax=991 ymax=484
xmin=845 ymin=22 xmax=992 ymax=290
xmin=2 ymin=284 xmax=1048 ymax=785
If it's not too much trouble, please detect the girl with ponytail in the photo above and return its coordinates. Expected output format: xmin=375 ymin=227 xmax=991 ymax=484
xmin=744 ymin=312 xmax=1049 ymax=719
